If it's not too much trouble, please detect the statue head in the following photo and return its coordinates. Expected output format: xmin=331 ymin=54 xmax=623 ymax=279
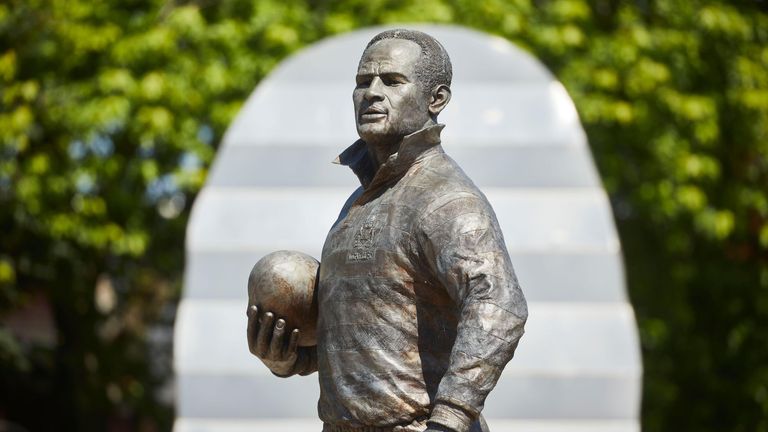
xmin=353 ymin=29 xmax=452 ymax=146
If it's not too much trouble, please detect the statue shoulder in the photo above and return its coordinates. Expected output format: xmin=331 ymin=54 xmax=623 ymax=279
xmin=415 ymin=152 xmax=493 ymax=222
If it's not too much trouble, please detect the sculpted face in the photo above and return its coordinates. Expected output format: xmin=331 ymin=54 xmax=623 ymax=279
xmin=353 ymin=39 xmax=432 ymax=145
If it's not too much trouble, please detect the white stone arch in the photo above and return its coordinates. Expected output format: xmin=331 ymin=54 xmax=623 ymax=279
xmin=174 ymin=25 xmax=642 ymax=432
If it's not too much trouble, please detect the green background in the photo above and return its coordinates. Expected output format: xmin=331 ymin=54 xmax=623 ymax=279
xmin=1 ymin=0 xmax=767 ymax=430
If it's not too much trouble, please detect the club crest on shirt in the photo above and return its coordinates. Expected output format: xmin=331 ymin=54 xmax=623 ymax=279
xmin=348 ymin=216 xmax=381 ymax=263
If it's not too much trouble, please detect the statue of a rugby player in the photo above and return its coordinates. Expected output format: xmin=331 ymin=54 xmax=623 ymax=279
xmin=247 ymin=29 xmax=528 ymax=432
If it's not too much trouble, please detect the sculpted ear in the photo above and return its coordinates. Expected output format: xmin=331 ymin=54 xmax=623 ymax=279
xmin=428 ymin=84 xmax=451 ymax=117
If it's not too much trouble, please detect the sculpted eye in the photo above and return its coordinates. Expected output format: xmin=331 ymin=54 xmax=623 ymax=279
xmin=381 ymin=75 xmax=404 ymax=86
xmin=356 ymin=77 xmax=371 ymax=87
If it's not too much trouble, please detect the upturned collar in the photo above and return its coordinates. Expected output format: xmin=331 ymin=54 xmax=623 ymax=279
xmin=334 ymin=124 xmax=445 ymax=190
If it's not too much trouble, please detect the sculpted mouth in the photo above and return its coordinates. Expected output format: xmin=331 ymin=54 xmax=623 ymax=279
xmin=363 ymin=106 xmax=387 ymax=116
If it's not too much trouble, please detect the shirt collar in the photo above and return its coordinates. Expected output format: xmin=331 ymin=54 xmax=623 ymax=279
xmin=334 ymin=124 xmax=445 ymax=190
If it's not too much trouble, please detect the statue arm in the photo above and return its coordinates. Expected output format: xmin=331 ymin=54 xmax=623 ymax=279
xmin=291 ymin=346 xmax=318 ymax=376
xmin=418 ymin=194 xmax=528 ymax=432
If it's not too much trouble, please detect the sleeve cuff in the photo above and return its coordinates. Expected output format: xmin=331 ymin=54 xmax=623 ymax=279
xmin=428 ymin=401 xmax=474 ymax=432
xmin=297 ymin=348 xmax=318 ymax=376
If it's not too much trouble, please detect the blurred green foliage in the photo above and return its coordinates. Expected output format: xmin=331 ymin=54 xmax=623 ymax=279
xmin=1 ymin=0 xmax=767 ymax=430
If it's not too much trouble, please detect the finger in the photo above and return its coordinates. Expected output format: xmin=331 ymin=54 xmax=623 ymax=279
xmin=269 ymin=318 xmax=286 ymax=357
xmin=246 ymin=305 xmax=259 ymax=354
xmin=285 ymin=328 xmax=300 ymax=357
xmin=256 ymin=312 xmax=274 ymax=357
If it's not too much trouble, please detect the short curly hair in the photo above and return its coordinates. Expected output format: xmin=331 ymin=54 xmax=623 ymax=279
xmin=363 ymin=29 xmax=453 ymax=96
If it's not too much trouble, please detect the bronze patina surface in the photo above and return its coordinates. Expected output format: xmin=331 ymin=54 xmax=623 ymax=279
xmin=247 ymin=29 xmax=528 ymax=432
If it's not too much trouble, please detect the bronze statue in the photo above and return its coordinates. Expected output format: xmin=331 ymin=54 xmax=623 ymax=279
xmin=247 ymin=29 xmax=528 ymax=432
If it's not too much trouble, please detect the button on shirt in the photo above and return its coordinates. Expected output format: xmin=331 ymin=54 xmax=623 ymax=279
xmin=311 ymin=124 xmax=527 ymax=432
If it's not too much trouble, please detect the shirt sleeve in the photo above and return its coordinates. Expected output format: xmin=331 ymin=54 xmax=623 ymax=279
xmin=418 ymin=192 xmax=528 ymax=432
xmin=296 ymin=346 xmax=318 ymax=375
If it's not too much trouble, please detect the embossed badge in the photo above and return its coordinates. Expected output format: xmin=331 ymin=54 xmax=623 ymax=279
xmin=348 ymin=216 xmax=380 ymax=263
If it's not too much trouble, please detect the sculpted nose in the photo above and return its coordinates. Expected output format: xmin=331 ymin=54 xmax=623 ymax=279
xmin=364 ymin=77 xmax=384 ymax=101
